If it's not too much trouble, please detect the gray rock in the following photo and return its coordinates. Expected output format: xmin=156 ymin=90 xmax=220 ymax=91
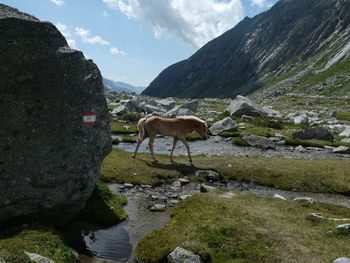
xmin=293 ymin=115 xmax=309 ymax=125
xmin=341 ymin=138 xmax=350 ymax=143
xmin=180 ymin=195 xmax=192 ymax=200
xmin=292 ymin=127 xmax=334 ymax=141
xmin=194 ymin=170 xmax=220 ymax=180
xmin=262 ymin=106 xmax=283 ymax=118
xmin=179 ymin=178 xmax=190 ymax=185
xmin=336 ymin=224 xmax=350 ymax=235
xmin=225 ymin=95 xmax=267 ymax=117
xmin=200 ymin=184 xmax=216 ymax=192
xmin=295 ymin=145 xmax=306 ymax=152
xmin=340 ymin=127 xmax=350 ymax=137
xmin=241 ymin=115 xmax=255 ymax=122
xmin=240 ymin=132 xmax=276 ymax=149
xmin=24 ymin=252 xmax=54 ymax=263
xmin=166 ymin=100 xmax=199 ymax=117
xmin=209 ymin=117 xmax=237 ymax=135
xmin=333 ymin=258 xmax=350 ymax=263
xmin=172 ymin=181 xmax=182 ymax=187
xmin=273 ymin=194 xmax=286 ymax=200
xmin=0 ymin=256 xmax=6 ymax=263
xmin=150 ymin=204 xmax=166 ymax=212
xmin=168 ymin=246 xmax=201 ymax=263
xmin=111 ymin=105 xmax=128 ymax=115
xmin=333 ymin=146 xmax=350 ymax=154
xmin=0 ymin=4 xmax=111 ymax=227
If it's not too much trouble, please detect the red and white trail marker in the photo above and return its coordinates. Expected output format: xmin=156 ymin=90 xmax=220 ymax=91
xmin=83 ymin=112 xmax=96 ymax=126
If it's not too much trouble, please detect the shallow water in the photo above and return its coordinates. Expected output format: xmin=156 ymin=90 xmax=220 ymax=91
xmin=115 ymin=135 xmax=349 ymax=159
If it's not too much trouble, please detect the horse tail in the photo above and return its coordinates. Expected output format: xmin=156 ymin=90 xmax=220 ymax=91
xmin=137 ymin=117 xmax=147 ymax=139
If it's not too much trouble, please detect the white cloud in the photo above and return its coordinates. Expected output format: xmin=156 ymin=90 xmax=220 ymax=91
xmin=101 ymin=0 xmax=244 ymax=49
xmin=103 ymin=11 xmax=110 ymax=17
xmin=50 ymin=0 xmax=64 ymax=6
xmin=110 ymin=47 xmax=126 ymax=55
xmin=75 ymin=27 xmax=110 ymax=45
xmin=250 ymin=0 xmax=273 ymax=8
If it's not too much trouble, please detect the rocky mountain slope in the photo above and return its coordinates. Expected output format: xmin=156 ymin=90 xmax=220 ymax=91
xmin=103 ymin=77 xmax=144 ymax=94
xmin=142 ymin=0 xmax=350 ymax=99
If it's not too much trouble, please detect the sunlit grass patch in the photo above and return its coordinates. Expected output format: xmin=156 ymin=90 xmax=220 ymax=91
xmin=101 ymin=149 xmax=350 ymax=194
xmin=110 ymin=121 xmax=138 ymax=134
xmin=136 ymin=193 xmax=350 ymax=263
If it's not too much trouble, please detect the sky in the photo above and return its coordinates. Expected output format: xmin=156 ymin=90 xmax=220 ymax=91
xmin=0 ymin=0 xmax=278 ymax=87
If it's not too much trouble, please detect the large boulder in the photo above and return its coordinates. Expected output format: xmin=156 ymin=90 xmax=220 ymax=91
xmin=292 ymin=127 xmax=334 ymax=141
xmin=0 ymin=4 xmax=111 ymax=227
xmin=168 ymin=247 xmax=201 ymax=263
xmin=209 ymin=117 xmax=238 ymax=135
xmin=225 ymin=95 xmax=267 ymax=117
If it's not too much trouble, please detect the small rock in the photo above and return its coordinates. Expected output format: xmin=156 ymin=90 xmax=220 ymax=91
xmin=168 ymin=246 xmax=201 ymax=263
xmin=341 ymin=138 xmax=350 ymax=143
xmin=336 ymin=224 xmax=350 ymax=235
xmin=141 ymin=184 xmax=152 ymax=188
xmin=333 ymin=258 xmax=350 ymax=263
xmin=292 ymin=127 xmax=333 ymax=141
xmin=0 ymin=256 xmax=6 ymax=263
xmin=295 ymin=145 xmax=306 ymax=152
xmin=172 ymin=181 xmax=182 ymax=187
xmin=324 ymin=145 xmax=335 ymax=150
xmin=273 ymin=194 xmax=286 ymax=200
xmin=240 ymin=132 xmax=276 ymax=149
xmin=150 ymin=195 xmax=159 ymax=201
xmin=150 ymin=204 xmax=166 ymax=212
xmin=209 ymin=117 xmax=238 ymax=135
xmin=293 ymin=197 xmax=315 ymax=205
xmin=333 ymin=146 xmax=350 ymax=154
xmin=24 ymin=252 xmax=54 ymax=263
xmin=170 ymin=200 xmax=180 ymax=205
xmin=124 ymin=183 xmax=133 ymax=188
xmin=200 ymin=184 xmax=216 ymax=193
xmin=180 ymin=195 xmax=192 ymax=200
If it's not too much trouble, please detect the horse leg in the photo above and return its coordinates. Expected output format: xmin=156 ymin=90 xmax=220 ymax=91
xmin=148 ymin=136 xmax=158 ymax=162
xmin=170 ymin=137 xmax=178 ymax=162
xmin=132 ymin=135 xmax=147 ymax=158
xmin=179 ymin=136 xmax=192 ymax=163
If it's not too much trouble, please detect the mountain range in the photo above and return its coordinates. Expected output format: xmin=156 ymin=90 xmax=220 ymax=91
xmin=103 ymin=77 xmax=144 ymax=94
xmin=142 ymin=0 xmax=350 ymax=99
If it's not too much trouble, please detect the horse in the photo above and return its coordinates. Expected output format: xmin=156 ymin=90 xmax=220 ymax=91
xmin=132 ymin=116 xmax=208 ymax=163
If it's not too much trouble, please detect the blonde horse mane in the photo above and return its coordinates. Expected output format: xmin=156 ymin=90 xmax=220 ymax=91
xmin=177 ymin=116 xmax=207 ymax=127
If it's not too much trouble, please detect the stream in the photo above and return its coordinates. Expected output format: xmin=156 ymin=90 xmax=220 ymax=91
xmin=62 ymin=181 xmax=350 ymax=263
xmin=62 ymin=137 xmax=349 ymax=262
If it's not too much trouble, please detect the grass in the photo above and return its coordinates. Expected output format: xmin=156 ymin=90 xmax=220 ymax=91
xmin=101 ymin=149 xmax=350 ymax=194
xmin=231 ymin=137 xmax=249 ymax=146
xmin=136 ymin=193 xmax=350 ymax=263
xmin=185 ymin=132 xmax=205 ymax=141
xmin=219 ymin=131 xmax=241 ymax=137
xmin=110 ymin=121 xmax=138 ymax=134
xmin=0 ymin=225 xmax=78 ymax=263
xmin=336 ymin=112 xmax=350 ymax=121
xmin=285 ymin=138 xmax=350 ymax=149
xmin=77 ymin=182 xmax=127 ymax=226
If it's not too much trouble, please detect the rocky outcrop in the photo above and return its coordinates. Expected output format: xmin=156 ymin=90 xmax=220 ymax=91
xmin=168 ymin=247 xmax=201 ymax=263
xmin=0 ymin=4 xmax=111 ymax=227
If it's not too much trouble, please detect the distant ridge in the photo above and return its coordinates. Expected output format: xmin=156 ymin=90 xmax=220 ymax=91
xmin=103 ymin=77 xmax=144 ymax=94
xmin=142 ymin=0 xmax=350 ymax=99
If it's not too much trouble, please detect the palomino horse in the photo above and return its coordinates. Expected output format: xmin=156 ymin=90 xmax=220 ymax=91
xmin=132 ymin=116 xmax=208 ymax=163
